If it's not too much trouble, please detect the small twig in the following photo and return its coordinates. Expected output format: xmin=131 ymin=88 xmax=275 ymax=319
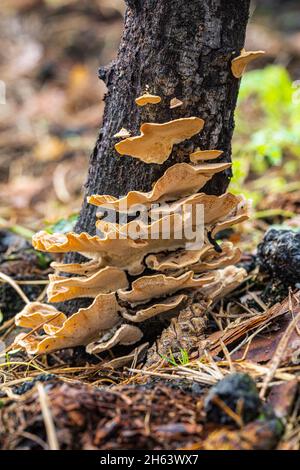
xmin=2 ymin=310 xmax=63 ymax=357
xmin=230 ymin=321 xmax=272 ymax=358
xmin=12 ymin=311 xmax=63 ymax=345
xmin=36 ymin=284 xmax=49 ymax=302
xmin=260 ymin=309 xmax=300 ymax=399
xmin=15 ymin=431 xmax=48 ymax=450
xmin=0 ymin=272 xmax=30 ymax=304
xmin=175 ymin=366 xmax=218 ymax=385
xmin=290 ymin=290 xmax=300 ymax=336
xmin=248 ymin=291 xmax=268 ymax=311
xmin=1 ymin=323 xmax=15 ymax=342
xmin=220 ymin=340 xmax=235 ymax=372
xmin=211 ymin=395 xmax=244 ymax=428
xmin=126 ymin=368 xmax=182 ymax=380
xmin=0 ymin=280 xmax=49 ymax=286
xmin=203 ymin=352 xmax=225 ymax=379
xmin=37 ymin=383 xmax=59 ymax=451
xmin=0 ymin=317 xmax=15 ymax=333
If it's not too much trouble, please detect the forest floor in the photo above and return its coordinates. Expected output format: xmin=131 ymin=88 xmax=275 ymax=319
xmin=0 ymin=0 xmax=300 ymax=450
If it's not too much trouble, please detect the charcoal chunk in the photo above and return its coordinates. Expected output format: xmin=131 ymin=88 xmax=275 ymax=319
xmin=204 ymin=373 xmax=262 ymax=426
xmin=13 ymin=374 xmax=57 ymax=396
xmin=257 ymin=229 xmax=300 ymax=286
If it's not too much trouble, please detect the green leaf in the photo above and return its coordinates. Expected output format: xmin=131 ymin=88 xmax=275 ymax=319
xmin=45 ymin=213 xmax=79 ymax=234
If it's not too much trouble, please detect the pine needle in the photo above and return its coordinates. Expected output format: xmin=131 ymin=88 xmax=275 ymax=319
xmin=37 ymin=383 xmax=59 ymax=451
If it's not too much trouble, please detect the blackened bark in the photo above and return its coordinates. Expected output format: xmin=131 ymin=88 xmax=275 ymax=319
xmin=124 ymin=0 xmax=140 ymax=10
xmin=61 ymin=0 xmax=251 ymax=317
xmin=73 ymin=0 xmax=250 ymax=240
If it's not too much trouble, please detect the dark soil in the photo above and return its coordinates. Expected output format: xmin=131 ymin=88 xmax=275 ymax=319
xmin=0 ymin=231 xmax=52 ymax=319
xmin=0 ymin=377 xmax=283 ymax=451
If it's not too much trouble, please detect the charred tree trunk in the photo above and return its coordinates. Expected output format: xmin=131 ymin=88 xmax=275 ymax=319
xmin=73 ymin=0 xmax=250 ymax=238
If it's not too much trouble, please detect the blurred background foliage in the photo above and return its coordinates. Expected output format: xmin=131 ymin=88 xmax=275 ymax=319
xmin=231 ymin=65 xmax=300 ymax=208
xmin=0 ymin=0 xmax=300 ymax=247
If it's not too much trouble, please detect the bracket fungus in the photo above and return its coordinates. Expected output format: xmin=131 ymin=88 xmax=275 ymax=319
xmin=47 ymin=266 xmax=129 ymax=302
xmin=200 ymin=265 xmax=247 ymax=302
xmin=88 ymin=162 xmax=231 ymax=213
xmin=50 ymin=259 xmax=102 ymax=276
xmin=191 ymin=243 xmax=242 ymax=273
xmin=121 ymin=294 xmax=187 ymax=323
xmin=86 ymin=324 xmax=143 ymax=354
xmin=118 ymin=271 xmax=215 ymax=305
xmin=115 ymin=117 xmax=204 ymax=164
xmin=33 ymin=214 xmax=197 ymax=276
xmin=15 ymin=293 xmax=124 ymax=355
xmin=16 ymin=191 xmax=248 ymax=358
xmin=170 ymin=97 xmax=183 ymax=109
xmin=15 ymin=302 xmax=66 ymax=329
xmin=102 ymin=342 xmax=148 ymax=369
xmin=189 ymin=149 xmax=223 ymax=163
xmin=231 ymin=49 xmax=266 ymax=78
xmin=151 ymin=192 xmax=242 ymax=226
xmin=15 ymin=96 xmax=250 ymax=364
xmin=113 ymin=127 xmax=131 ymax=138
xmin=211 ymin=196 xmax=250 ymax=238
xmin=145 ymin=246 xmax=212 ymax=273
xmin=135 ymin=93 xmax=162 ymax=106
xmin=145 ymin=242 xmax=241 ymax=275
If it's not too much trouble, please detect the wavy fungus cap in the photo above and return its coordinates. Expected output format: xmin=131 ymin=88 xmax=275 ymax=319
xmin=135 ymin=93 xmax=162 ymax=106
xmin=231 ymin=49 xmax=265 ymax=78
xmin=88 ymin=162 xmax=231 ymax=212
xmin=115 ymin=117 xmax=204 ymax=164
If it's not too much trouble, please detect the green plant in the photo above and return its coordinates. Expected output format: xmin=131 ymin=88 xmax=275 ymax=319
xmin=231 ymin=65 xmax=300 ymax=200
xmin=160 ymin=348 xmax=190 ymax=367
xmin=234 ymin=65 xmax=300 ymax=170
xmin=44 ymin=213 xmax=79 ymax=234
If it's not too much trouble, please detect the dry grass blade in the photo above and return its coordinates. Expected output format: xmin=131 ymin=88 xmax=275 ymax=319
xmin=127 ymin=367 xmax=183 ymax=381
xmin=0 ymin=272 xmax=30 ymax=304
xmin=208 ymin=292 xmax=300 ymax=357
xmin=260 ymin=308 xmax=300 ymax=399
xmin=211 ymin=395 xmax=244 ymax=428
xmin=37 ymin=383 xmax=59 ymax=451
xmin=220 ymin=340 xmax=235 ymax=372
xmin=0 ymin=317 xmax=15 ymax=333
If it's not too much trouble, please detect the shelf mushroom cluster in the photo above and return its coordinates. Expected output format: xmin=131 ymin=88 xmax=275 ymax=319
xmin=14 ymin=96 xmax=249 ymax=364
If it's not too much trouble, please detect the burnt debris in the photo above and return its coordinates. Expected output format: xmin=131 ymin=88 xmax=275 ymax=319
xmin=257 ymin=228 xmax=300 ymax=286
